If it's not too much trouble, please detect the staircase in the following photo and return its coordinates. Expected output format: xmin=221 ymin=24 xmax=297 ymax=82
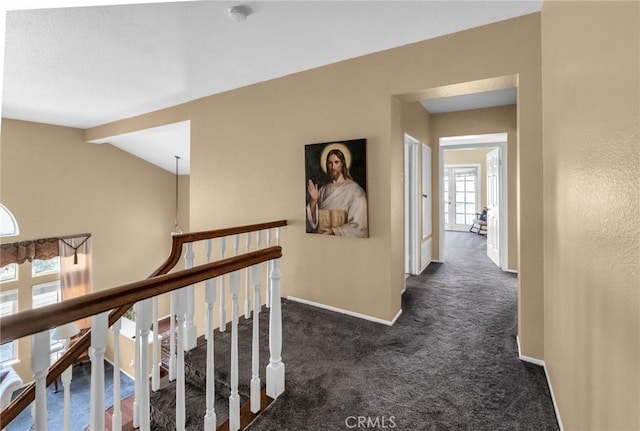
xmin=150 ymin=309 xmax=273 ymax=431
xmin=0 ymin=220 xmax=287 ymax=431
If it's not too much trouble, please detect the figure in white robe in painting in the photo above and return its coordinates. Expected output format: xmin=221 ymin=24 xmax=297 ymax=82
xmin=306 ymin=149 xmax=368 ymax=238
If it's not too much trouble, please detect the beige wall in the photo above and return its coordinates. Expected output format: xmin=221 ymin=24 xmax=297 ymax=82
xmin=542 ymin=2 xmax=639 ymax=430
xmin=432 ymin=105 xmax=518 ymax=271
xmin=0 ymin=119 xmax=177 ymax=381
xmin=87 ymin=13 xmax=544 ymax=356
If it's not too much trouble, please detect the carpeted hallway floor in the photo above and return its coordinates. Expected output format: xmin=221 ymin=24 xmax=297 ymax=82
xmin=247 ymin=231 xmax=559 ymax=430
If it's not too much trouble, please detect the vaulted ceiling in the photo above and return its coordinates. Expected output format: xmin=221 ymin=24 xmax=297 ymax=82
xmin=3 ymin=1 xmax=538 ymax=173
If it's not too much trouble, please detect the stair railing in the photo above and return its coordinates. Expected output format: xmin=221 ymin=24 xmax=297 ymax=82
xmin=0 ymin=220 xmax=286 ymax=431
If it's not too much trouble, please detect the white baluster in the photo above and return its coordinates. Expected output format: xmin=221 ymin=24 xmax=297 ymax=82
xmin=250 ymin=263 xmax=261 ymax=413
xmin=244 ymin=233 xmax=252 ymax=319
xmin=133 ymin=310 xmax=141 ymax=428
xmin=266 ymin=255 xmax=285 ymax=399
xmin=112 ymin=318 xmax=123 ymax=431
xmin=31 ymin=330 xmax=50 ymax=431
xmin=61 ymin=365 xmax=72 ymax=431
xmin=175 ymin=288 xmax=187 ymax=431
xmin=90 ymin=312 xmax=108 ymax=431
xmin=256 ymin=230 xmax=262 ymax=310
xmin=169 ymin=292 xmax=177 ymax=381
xmin=184 ymin=243 xmax=197 ymax=351
xmin=152 ymin=296 xmax=160 ymax=391
xmin=58 ymin=330 xmax=75 ymax=431
xmin=205 ymin=239 xmax=214 ymax=341
xmin=219 ymin=237 xmax=227 ymax=332
xmin=204 ymin=241 xmax=217 ymax=430
xmin=137 ymin=300 xmax=152 ymax=431
xmin=265 ymin=229 xmax=272 ymax=308
xmin=229 ymin=271 xmax=241 ymax=431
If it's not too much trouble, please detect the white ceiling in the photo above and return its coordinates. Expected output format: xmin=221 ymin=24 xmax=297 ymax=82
xmin=422 ymin=87 xmax=517 ymax=114
xmin=3 ymin=1 xmax=540 ymax=174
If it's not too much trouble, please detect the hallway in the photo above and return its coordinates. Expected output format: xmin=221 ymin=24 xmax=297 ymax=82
xmin=248 ymin=231 xmax=559 ymax=430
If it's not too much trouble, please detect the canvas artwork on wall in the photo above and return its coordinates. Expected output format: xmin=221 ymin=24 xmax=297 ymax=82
xmin=305 ymin=138 xmax=368 ymax=238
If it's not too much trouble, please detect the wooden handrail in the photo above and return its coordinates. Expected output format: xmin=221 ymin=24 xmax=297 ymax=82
xmin=0 ymin=220 xmax=286 ymax=428
xmin=149 ymin=220 xmax=287 ymax=278
xmin=1 ymin=247 xmax=281 ymax=343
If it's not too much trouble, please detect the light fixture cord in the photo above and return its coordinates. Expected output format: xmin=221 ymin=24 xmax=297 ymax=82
xmin=174 ymin=155 xmax=181 ymax=234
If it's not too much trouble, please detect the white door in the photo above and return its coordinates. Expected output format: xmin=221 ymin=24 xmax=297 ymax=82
xmin=404 ymin=136 xmax=420 ymax=275
xmin=404 ymin=142 xmax=411 ymax=274
xmin=444 ymin=166 xmax=479 ymax=231
xmin=422 ymin=145 xmax=432 ymax=239
xmin=486 ymin=148 xmax=500 ymax=266
xmin=421 ymin=145 xmax=432 ymax=268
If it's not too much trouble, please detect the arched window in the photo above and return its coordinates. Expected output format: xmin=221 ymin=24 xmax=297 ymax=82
xmin=0 ymin=204 xmax=19 ymax=237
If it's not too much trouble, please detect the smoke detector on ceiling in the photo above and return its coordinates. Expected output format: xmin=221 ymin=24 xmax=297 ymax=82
xmin=228 ymin=5 xmax=250 ymax=22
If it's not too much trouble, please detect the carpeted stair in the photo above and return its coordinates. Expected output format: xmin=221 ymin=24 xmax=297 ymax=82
xmin=150 ymin=309 xmax=272 ymax=430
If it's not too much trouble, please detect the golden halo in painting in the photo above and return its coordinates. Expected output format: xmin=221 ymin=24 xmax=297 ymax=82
xmin=320 ymin=143 xmax=352 ymax=172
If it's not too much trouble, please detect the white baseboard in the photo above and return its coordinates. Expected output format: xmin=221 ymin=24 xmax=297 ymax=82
xmin=431 ymin=259 xmax=444 ymax=264
xmin=516 ymin=336 xmax=564 ymax=431
xmin=104 ymin=356 xmax=136 ymax=381
xmin=287 ymin=296 xmax=402 ymax=326
xmin=503 ymin=268 xmax=518 ymax=274
xmin=543 ymin=363 xmax=564 ymax=431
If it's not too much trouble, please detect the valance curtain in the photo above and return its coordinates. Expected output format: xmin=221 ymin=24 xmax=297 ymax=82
xmin=0 ymin=238 xmax=59 ymax=268
xmin=59 ymin=235 xmax=92 ymax=329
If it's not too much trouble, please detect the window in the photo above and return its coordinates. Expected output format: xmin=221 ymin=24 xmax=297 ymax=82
xmin=32 ymin=281 xmax=61 ymax=309
xmin=0 ymin=290 xmax=18 ymax=363
xmin=32 ymin=281 xmax=64 ymax=356
xmin=0 ymin=204 xmax=19 ymax=237
xmin=0 ymin=264 xmax=17 ymax=283
xmin=32 ymin=257 xmax=60 ymax=277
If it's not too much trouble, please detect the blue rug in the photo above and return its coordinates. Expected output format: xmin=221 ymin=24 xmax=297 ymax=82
xmin=7 ymin=360 xmax=135 ymax=431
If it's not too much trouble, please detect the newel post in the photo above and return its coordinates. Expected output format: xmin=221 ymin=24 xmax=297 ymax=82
xmin=266 ymin=249 xmax=285 ymax=397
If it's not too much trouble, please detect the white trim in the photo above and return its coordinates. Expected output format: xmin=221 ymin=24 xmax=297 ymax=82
xmin=430 ymin=259 xmax=444 ymax=264
xmin=103 ymin=356 xmax=136 ymax=381
xmin=440 ymin=133 xmax=507 ymax=146
xmin=515 ymin=336 xmax=564 ymax=430
xmin=516 ymin=336 xmax=544 ymax=366
xmin=400 ymin=285 xmax=407 ymax=294
xmin=504 ymin=268 xmax=518 ymax=274
xmin=287 ymin=296 xmax=402 ymax=326
xmin=543 ymin=364 xmax=565 ymax=431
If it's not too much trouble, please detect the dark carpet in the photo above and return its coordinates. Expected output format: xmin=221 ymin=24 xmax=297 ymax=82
xmin=7 ymin=360 xmax=134 ymax=431
xmin=246 ymin=231 xmax=559 ymax=431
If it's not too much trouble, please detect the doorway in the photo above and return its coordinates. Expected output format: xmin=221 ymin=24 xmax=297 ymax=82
xmin=443 ymin=165 xmax=481 ymax=231
xmin=439 ymin=133 xmax=508 ymax=269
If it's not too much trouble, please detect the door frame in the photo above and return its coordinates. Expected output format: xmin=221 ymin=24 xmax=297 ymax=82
xmin=404 ymin=134 xmax=420 ymax=275
xmin=438 ymin=133 xmax=508 ymax=269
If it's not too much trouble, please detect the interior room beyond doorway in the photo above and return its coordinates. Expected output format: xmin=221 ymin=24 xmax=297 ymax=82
xmin=439 ymin=133 xmax=508 ymax=270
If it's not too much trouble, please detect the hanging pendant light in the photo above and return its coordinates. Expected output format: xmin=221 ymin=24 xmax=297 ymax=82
xmin=172 ymin=155 xmax=182 ymax=236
